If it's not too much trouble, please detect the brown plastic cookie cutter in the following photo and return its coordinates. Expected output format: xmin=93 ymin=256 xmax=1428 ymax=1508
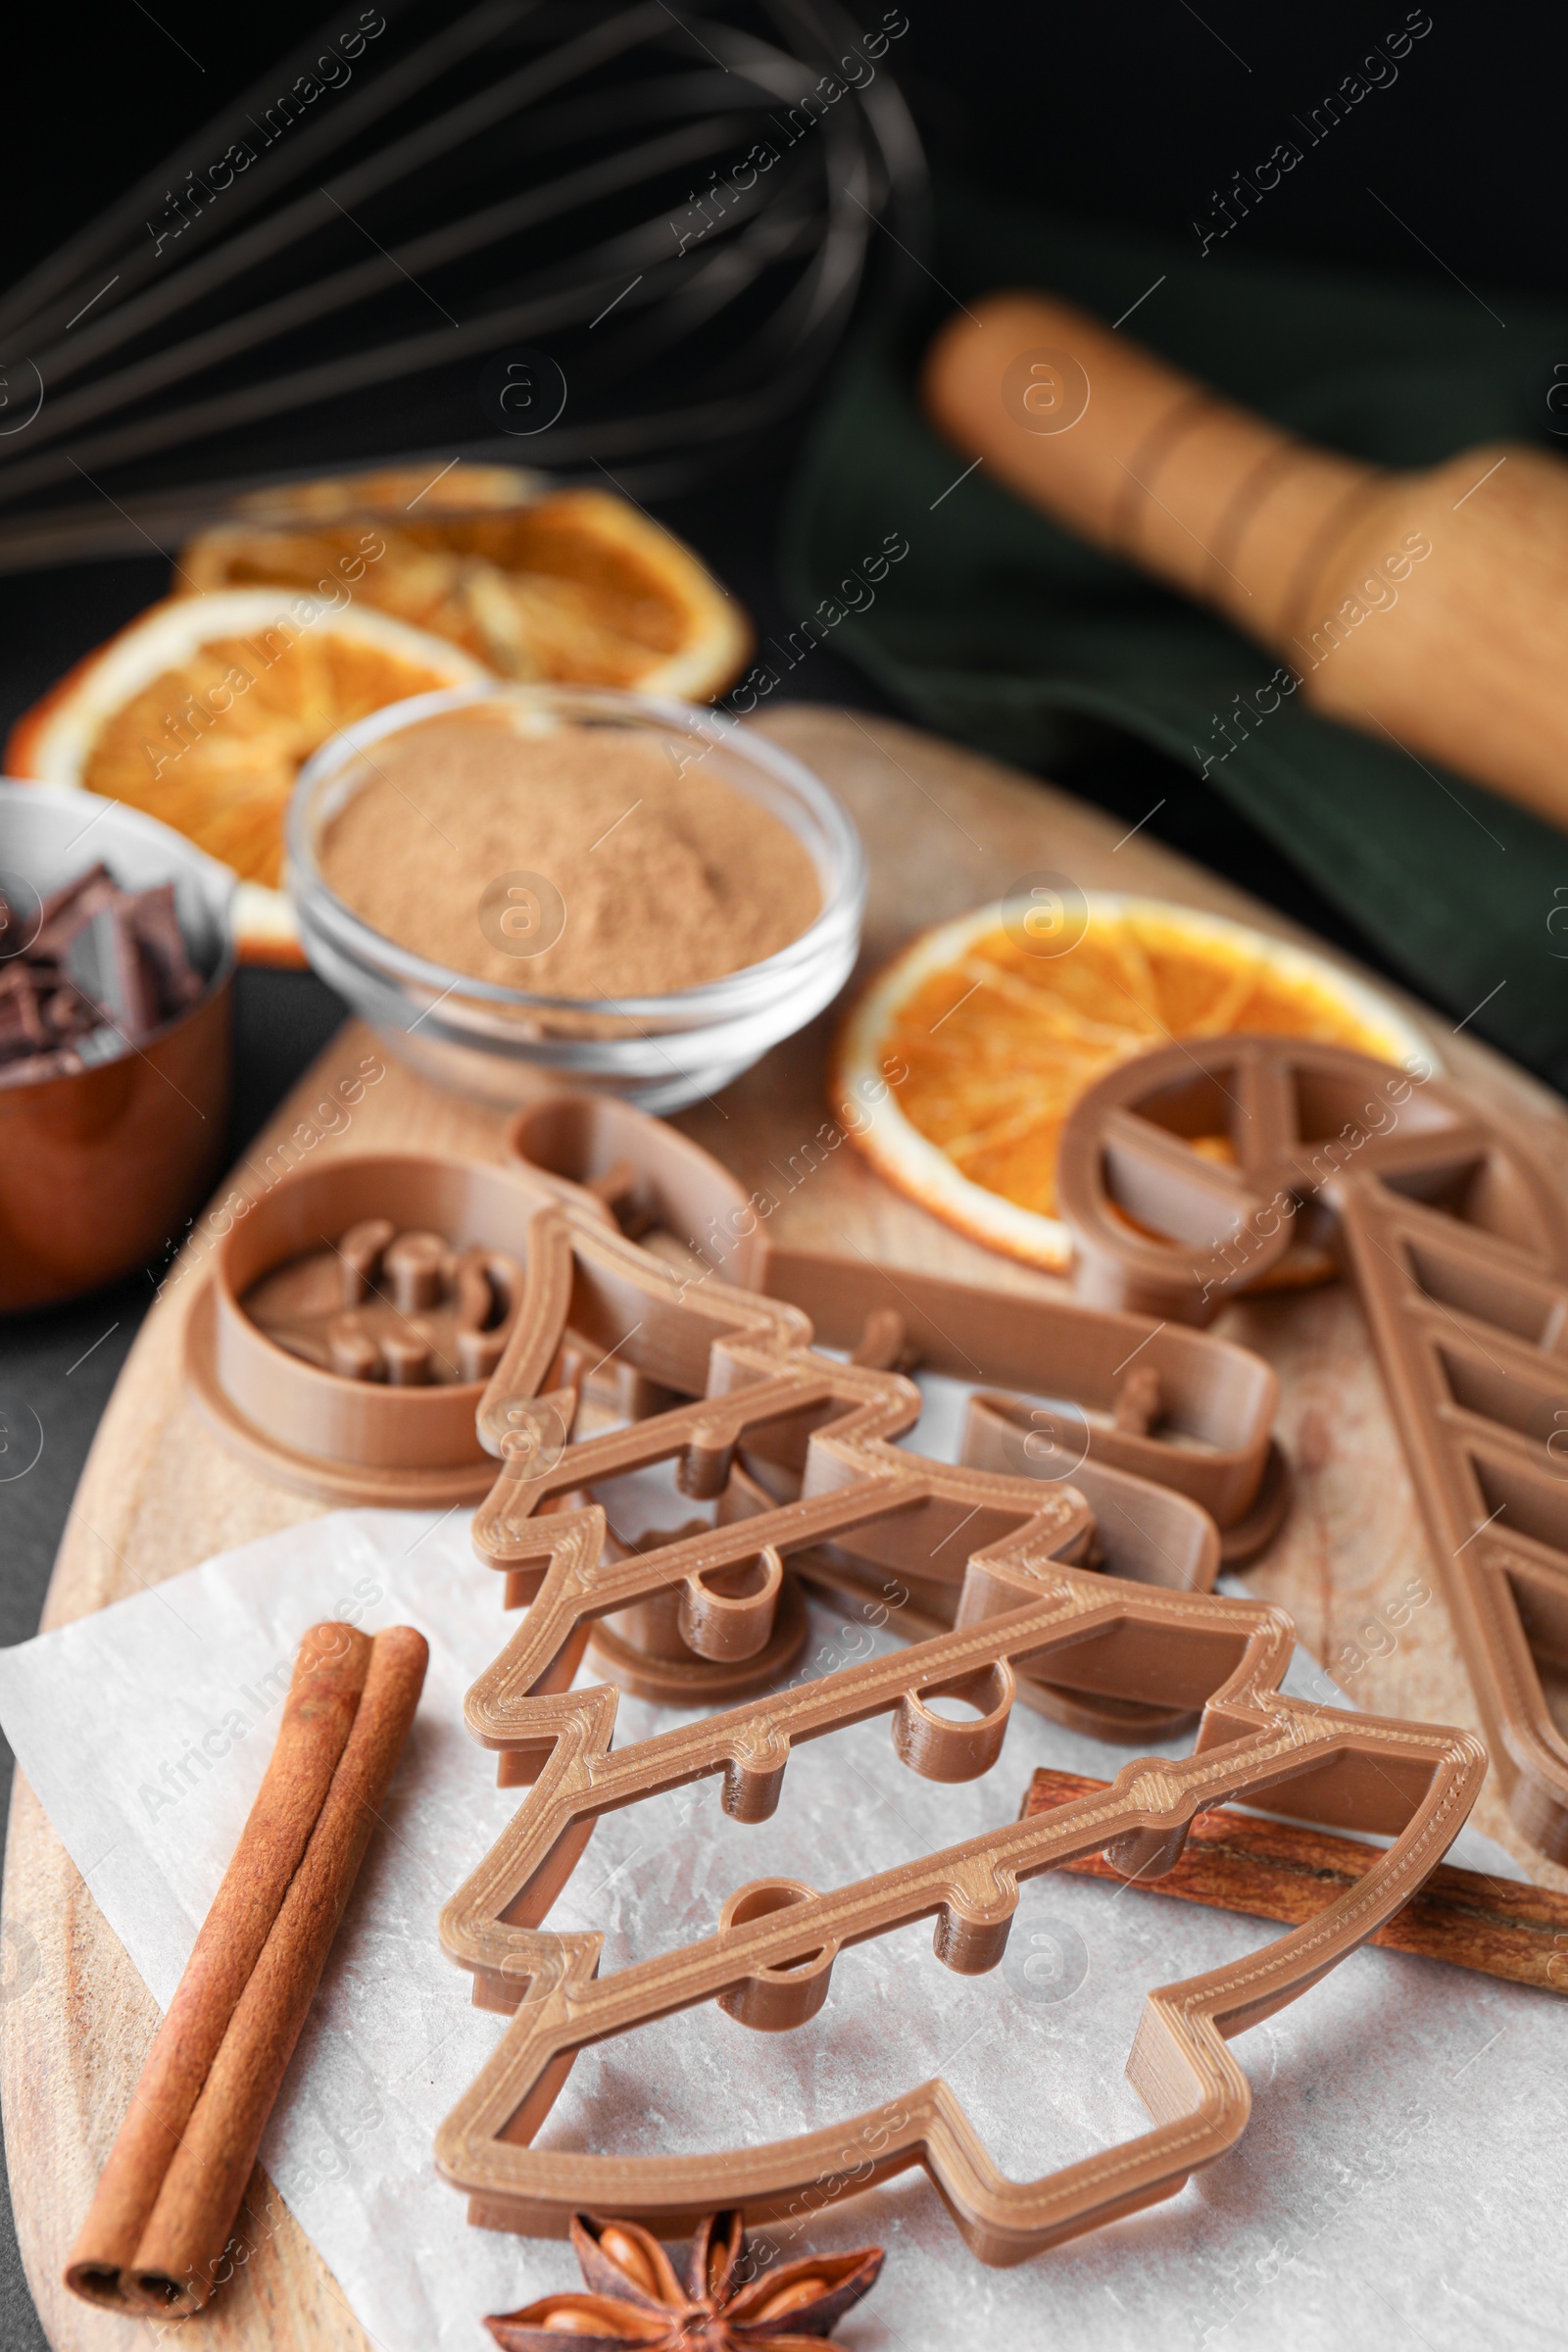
xmin=506 ymin=1095 xmax=766 ymax=1292
xmin=466 ymin=1192 xmax=1126 ymax=1725
xmin=436 ymin=1487 xmax=1485 ymax=2261
xmin=504 ymin=1095 xmax=1288 ymax=1566
xmin=481 ymin=1137 xmax=1256 ymax=1737
xmin=1056 ymin=1034 xmax=1568 ymax=1859
xmin=760 ymin=1246 xmax=1290 ymax=1565
xmin=185 ymin=1152 xmax=552 ymax=1507
xmin=439 ymin=1102 xmax=1486 ymax=2262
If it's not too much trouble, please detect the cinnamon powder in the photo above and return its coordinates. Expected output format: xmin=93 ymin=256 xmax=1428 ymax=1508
xmin=318 ymin=712 xmax=821 ymax=996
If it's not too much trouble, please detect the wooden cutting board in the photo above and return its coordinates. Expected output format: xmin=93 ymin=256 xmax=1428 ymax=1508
xmin=6 ymin=704 xmax=1566 ymax=2351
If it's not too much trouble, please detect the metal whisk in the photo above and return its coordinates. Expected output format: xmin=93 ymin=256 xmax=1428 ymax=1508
xmin=0 ymin=0 xmax=925 ymax=570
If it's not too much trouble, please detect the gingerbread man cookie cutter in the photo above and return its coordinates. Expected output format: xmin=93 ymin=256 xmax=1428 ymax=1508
xmin=1055 ymin=1033 xmax=1568 ymax=1858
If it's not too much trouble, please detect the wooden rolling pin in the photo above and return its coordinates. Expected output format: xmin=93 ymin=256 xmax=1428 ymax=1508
xmin=923 ymin=292 xmax=1568 ymax=832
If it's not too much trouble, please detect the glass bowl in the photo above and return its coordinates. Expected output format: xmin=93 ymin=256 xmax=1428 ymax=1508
xmin=286 ymin=683 xmax=865 ymax=1112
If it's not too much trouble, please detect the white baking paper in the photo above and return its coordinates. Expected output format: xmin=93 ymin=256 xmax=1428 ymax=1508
xmin=0 ymin=1484 xmax=1562 ymax=2352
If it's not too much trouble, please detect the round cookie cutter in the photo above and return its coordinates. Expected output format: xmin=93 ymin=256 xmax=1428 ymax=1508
xmin=185 ymin=1151 xmax=552 ymax=1506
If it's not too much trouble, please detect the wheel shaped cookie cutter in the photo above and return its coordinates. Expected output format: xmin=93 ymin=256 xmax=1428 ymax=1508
xmin=433 ymin=1123 xmax=1486 ymax=2262
xmin=1056 ymin=1033 xmax=1568 ymax=1858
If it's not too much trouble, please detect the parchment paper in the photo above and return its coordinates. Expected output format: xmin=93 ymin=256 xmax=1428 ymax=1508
xmin=0 ymin=1491 xmax=1560 ymax=2352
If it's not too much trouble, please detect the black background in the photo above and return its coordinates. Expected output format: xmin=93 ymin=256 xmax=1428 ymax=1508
xmin=0 ymin=4 xmax=1560 ymax=2341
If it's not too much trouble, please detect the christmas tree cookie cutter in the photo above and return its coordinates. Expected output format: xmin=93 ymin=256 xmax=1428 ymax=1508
xmin=503 ymin=1095 xmax=1289 ymax=1566
xmin=469 ymin=1156 xmax=1266 ymax=1740
xmin=432 ymin=1126 xmax=1484 ymax=2263
xmin=1055 ymin=1032 xmax=1568 ymax=1858
xmin=438 ymin=1364 xmax=1484 ymax=2260
xmin=466 ymin=1190 xmax=1108 ymax=1728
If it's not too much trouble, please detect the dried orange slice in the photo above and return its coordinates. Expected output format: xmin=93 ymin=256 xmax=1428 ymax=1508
xmin=5 ymin=590 xmax=487 ymax=963
xmin=831 ymin=894 xmax=1432 ymax=1274
xmin=178 ymin=466 xmax=751 ymax=703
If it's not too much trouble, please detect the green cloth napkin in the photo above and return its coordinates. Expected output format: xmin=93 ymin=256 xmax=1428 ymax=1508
xmin=781 ymin=184 xmax=1568 ymax=1078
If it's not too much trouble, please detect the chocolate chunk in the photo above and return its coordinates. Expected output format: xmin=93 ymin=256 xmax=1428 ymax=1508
xmin=0 ymin=891 xmax=34 ymax=959
xmin=65 ymin=901 xmax=162 ymax=1042
xmin=126 ymin=883 xmax=205 ymax=1012
xmin=0 ymin=985 xmax=48 ymax=1054
xmin=43 ymin=985 xmax=96 ymax=1039
xmin=35 ymin=861 xmax=110 ymax=929
xmin=0 ymin=857 xmax=207 ymax=1082
xmin=34 ymin=865 xmax=117 ymax=960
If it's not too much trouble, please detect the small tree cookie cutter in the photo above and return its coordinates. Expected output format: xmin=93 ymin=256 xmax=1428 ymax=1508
xmin=435 ymin=1149 xmax=1486 ymax=2262
xmin=470 ymin=1145 xmax=1272 ymax=1740
xmin=504 ymin=1096 xmax=1289 ymax=1567
xmin=1055 ymin=1033 xmax=1568 ymax=1858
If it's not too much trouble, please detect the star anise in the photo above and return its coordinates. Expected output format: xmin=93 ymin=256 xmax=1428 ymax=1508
xmin=485 ymin=2207 xmax=884 ymax=2348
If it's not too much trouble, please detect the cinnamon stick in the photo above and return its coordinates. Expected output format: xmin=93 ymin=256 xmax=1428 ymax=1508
xmin=66 ymin=1622 xmax=373 ymax=2312
xmin=1022 ymin=1766 xmax=1568 ymax=1990
xmin=128 ymin=1624 xmax=429 ymax=2315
